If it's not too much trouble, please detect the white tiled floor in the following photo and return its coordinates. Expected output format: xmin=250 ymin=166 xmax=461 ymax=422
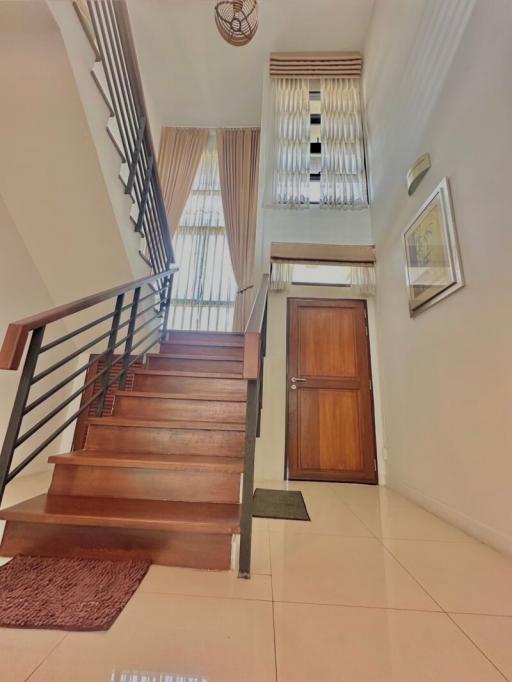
xmin=1 ymin=474 xmax=512 ymax=681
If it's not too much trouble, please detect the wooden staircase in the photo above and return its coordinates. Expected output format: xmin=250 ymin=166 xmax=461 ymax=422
xmin=0 ymin=330 xmax=248 ymax=570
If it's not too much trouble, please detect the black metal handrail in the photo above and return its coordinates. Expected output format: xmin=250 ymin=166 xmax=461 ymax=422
xmin=238 ymin=274 xmax=270 ymax=578
xmin=78 ymin=0 xmax=173 ymax=274
xmin=0 ymin=267 xmax=177 ymax=506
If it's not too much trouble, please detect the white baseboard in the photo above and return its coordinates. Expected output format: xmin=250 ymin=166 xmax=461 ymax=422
xmin=386 ymin=473 xmax=512 ymax=556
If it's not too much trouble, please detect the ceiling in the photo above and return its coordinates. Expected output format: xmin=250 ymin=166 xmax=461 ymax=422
xmin=127 ymin=0 xmax=375 ymax=129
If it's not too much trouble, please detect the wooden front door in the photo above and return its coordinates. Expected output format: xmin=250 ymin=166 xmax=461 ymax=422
xmin=286 ymin=299 xmax=377 ymax=483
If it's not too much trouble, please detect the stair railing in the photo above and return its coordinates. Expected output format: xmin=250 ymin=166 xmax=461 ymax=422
xmin=239 ymin=273 xmax=270 ymax=578
xmin=0 ymin=267 xmax=177 ymax=506
xmin=75 ymin=0 xmax=173 ymax=274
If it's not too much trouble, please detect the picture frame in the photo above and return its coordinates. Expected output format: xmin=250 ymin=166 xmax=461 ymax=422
xmin=402 ymin=177 xmax=464 ymax=316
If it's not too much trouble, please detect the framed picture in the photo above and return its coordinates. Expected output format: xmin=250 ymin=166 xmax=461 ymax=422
xmin=403 ymin=177 xmax=464 ymax=316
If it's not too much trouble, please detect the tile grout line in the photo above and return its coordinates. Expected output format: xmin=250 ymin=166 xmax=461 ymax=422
xmin=445 ymin=613 xmax=510 ymax=681
xmin=344 ymin=497 xmax=448 ymax=611
xmin=271 ymin=598 xmax=441 ymax=613
xmin=25 ymin=632 xmax=69 ymax=681
xmin=270 ymin=596 xmax=512 ymax=618
xmin=263 ymin=488 xmax=512 ymax=680
xmin=346 ymin=498 xmax=510 ymax=680
xmin=267 ymin=490 xmax=446 ymax=615
xmin=264 ymin=529 xmax=479 ymax=544
xmin=446 ymin=610 xmax=512 ymax=619
xmin=341 ymin=496 xmax=482 ymax=544
xmin=131 ymin=586 xmax=512 ymax=618
xmin=139 ymin=587 xmax=273 ymax=602
xmin=267 ymin=528 xmax=279 ymax=682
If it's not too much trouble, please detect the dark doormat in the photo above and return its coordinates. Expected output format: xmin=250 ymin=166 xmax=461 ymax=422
xmin=253 ymin=488 xmax=310 ymax=521
xmin=0 ymin=555 xmax=151 ymax=631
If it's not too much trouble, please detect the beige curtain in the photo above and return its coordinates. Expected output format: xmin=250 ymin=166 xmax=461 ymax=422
xmin=158 ymin=127 xmax=208 ymax=234
xmin=349 ymin=265 xmax=376 ymax=296
xmin=270 ymin=262 xmax=293 ymax=291
xmin=216 ymin=128 xmax=261 ymax=331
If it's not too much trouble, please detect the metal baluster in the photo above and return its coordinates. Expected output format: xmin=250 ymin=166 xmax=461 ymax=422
xmin=256 ymin=302 xmax=268 ymax=437
xmin=126 ymin=115 xmax=146 ymax=195
xmin=87 ymin=3 xmax=132 ymax=163
xmin=147 ymin=185 xmax=168 ymax=270
xmin=119 ymin=287 xmax=140 ymax=389
xmin=96 ymin=294 xmax=124 ymax=416
xmin=238 ymin=378 xmax=259 ymax=578
xmin=85 ymin=1 xmax=172 ymax=274
xmin=142 ymin=182 xmax=166 ymax=273
xmin=162 ymin=274 xmax=174 ymax=334
xmin=0 ymin=327 xmax=45 ymax=505
xmin=102 ymin=4 xmax=151 ymax=234
xmin=90 ymin=2 xmax=147 ymax=253
xmin=107 ymin=0 xmax=142 ymax=145
xmin=140 ymin=211 xmax=161 ymax=274
xmin=136 ymin=156 xmax=154 ymax=234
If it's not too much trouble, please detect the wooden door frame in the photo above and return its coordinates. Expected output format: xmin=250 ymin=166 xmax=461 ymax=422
xmin=284 ymin=297 xmax=379 ymax=484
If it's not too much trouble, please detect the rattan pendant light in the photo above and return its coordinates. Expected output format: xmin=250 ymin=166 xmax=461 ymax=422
xmin=214 ymin=0 xmax=258 ymax=47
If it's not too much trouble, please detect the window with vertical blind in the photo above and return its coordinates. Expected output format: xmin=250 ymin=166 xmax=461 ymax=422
xmin=168 ymin=134 xmax=237 ymax=332
xmin=270 ymin=52 xmax=368 ymax=209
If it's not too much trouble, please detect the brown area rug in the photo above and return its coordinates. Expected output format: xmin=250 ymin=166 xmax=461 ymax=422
xmin=0 ymin=555 xmax=151 ymax=631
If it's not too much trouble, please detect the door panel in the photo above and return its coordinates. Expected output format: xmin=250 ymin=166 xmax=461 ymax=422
xmin=286 ymin=299 xmax=377 ymax=483
xmin=298 ymin=307 xmax=358 ymax=378
xmin=298 ymin=388 xmax=363 ymax=473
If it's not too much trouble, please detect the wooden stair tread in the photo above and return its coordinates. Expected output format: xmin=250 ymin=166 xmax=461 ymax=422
xmin=134 ymin=368 xmax=246 ymax=380
xmin=167 ymin=330 xmax=244 ymax=337
xmin=49 ymin=451 xmax=243 ymax=473
xmin=87 ymin=417 xmax=245 ymax=431
xmin=159 ymin=344 xmax=244 ymax=359
xmin=0 ymin=494 xmax=240 ymax=534
xmin=147 ymin=353 xmax=241 ymax=362
xmin=114 ymin=390 xmax=246 ymax=403
xmin=164 ymin=331 xmax=244 ymax=347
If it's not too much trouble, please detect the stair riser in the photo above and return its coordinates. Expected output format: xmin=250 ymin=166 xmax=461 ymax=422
xmin=85 ymin=424 xmax=245 ymax=456
xmin=160 ymin=342 xmax=244 ymax=360
xmin=0 ymin=521 xmax=232 ymax=569
xmin=133 ymin=374 xmax=247 ymax=398
xmin=164 ymin=331 xmax=243 ymax=347
xmin=50 ymin=465 xmax=241 ymax=504
xmin=113 ymin=395 xmax=246 ymax=422
xmin=147 ymin=356 xmax=242 ymax=374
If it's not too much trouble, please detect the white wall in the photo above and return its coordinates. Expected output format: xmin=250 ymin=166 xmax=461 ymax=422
xmin=0 ymin=2 xmax=138 ymax=310
xmin=364 ymin=0 xmax=512 ymax=553
xmin=0 ymin=195 xmax=72 ymax=477
xmin=0 ymin=2 xmax=145 ymax=480
xmin=126 ymin=0 xmax=374 ymax=132
xmin=255 ymin=285 xmax=385 ymax=483
xmin=48 ymin=1 xmax=148 ymax=282
xmin=254 ymin=74 xmax=373 ymax=278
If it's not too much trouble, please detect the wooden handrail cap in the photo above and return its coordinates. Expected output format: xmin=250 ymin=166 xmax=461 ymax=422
xmin=0 ymin=267 xmax=178 ymax=371
xmin=242 ymin=274 xmax=270 ymax=380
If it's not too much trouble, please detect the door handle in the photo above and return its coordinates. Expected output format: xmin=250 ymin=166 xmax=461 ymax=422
xmin=291 ymin=377 xmax=307 ymax=382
